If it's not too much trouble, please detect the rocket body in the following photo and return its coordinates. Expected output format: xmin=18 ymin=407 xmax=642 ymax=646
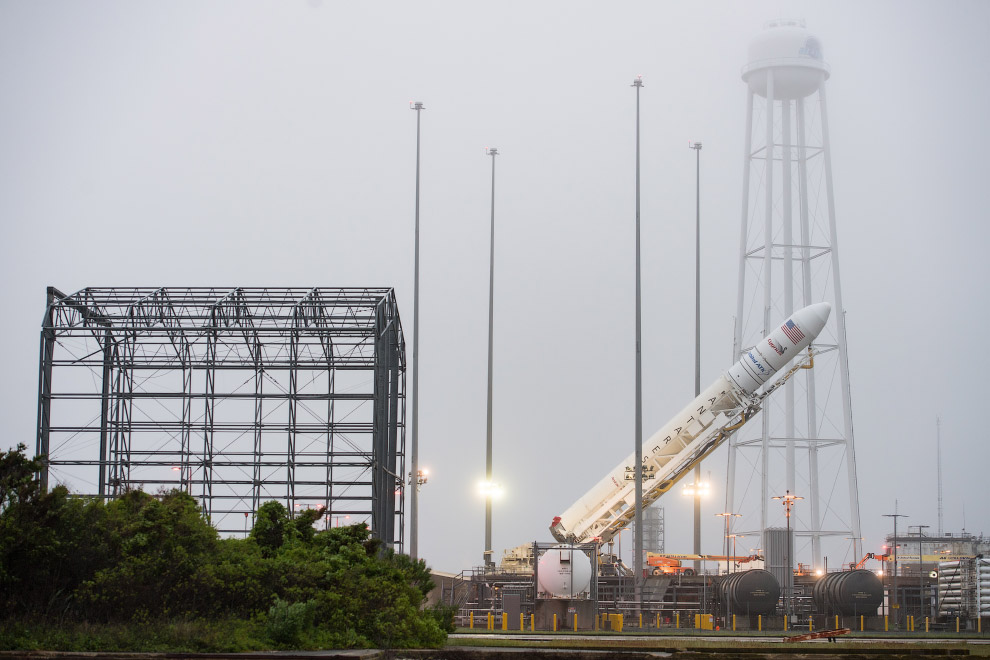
xmin=549 ymin=303 xmax=831 ymax=545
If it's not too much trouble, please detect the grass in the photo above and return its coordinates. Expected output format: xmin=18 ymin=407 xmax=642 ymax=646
xmin=2 ymin=620 xmax=985 ymax=654
xmin=0 ymin=618 xmax=381 ymax=653
xmin=450 ymin=628 xmax=990 ymax=655
xmin=0 ymin=619 xmax=272 ymax=653
xmin=1 ymin=620 xmax=242 ymax=653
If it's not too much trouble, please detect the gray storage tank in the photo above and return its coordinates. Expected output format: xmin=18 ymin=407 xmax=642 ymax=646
xmin=719 ymin=569 xmax=780 ymax=616
xmin=812 ymin=569 xmax=883 ymax=616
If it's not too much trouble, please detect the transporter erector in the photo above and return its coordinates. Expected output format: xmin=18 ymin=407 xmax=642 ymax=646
xmin=549 ymin=302 xmax=831 ymax=548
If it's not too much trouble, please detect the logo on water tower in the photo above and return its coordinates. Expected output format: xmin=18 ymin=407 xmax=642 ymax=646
xmin=801 ymin=37 xmax=823 ymax=61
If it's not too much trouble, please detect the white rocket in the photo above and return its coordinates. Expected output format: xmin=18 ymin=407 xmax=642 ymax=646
xmin=550 ymin=302 xmax=831 ymax=545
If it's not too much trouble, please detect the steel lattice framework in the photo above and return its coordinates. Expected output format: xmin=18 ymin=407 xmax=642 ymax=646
xmin=727 ymin=20 xmax=862 ymax=569
xmin=36 ymin=286 xmax=405 ymax=549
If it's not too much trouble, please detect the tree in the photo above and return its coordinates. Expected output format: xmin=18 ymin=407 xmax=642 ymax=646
xmin=75 ymin=489 xmax=221 ymax=621
xmin=0 ymin=444 xmax=45 ymax=513
xmin=249 ymin=500 xmax=289 ymax=557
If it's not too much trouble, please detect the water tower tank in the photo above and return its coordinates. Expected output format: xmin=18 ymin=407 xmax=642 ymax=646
xmin=742 ymin=19 xmax=830 ymax=99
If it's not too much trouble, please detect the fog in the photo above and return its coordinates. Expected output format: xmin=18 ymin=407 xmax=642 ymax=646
xmin=1 ymin=1 xmax=988 ymax=573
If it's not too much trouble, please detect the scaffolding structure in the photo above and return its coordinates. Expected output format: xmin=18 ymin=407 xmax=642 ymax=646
xmin=636 ymin=504 xmax=665 ymax=555
xmin=36 ymin=286 xmax=405 ymax=549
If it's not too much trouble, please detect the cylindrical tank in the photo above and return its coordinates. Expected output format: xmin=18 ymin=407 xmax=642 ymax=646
xmin=719 ymin=569 xmax=780 ymax=615
xmin=536 ymin=545 xmax=593 ymax=599
xmin=742 ymin=19 xmax=830 ymax=99
xmin=812 ymin=570 xmax=884 ymax=616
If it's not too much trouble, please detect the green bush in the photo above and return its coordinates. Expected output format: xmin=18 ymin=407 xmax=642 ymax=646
xmin=265 ymin=598 xmax=315 ymax=646
xmin=0 ymin=445 xmax=448 ymax=650
xmin=428 ymin=603 xmax=458 ymax=634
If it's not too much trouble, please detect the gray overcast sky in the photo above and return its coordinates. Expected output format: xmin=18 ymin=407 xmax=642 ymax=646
xmin=2 ymin=1 xmax=988 ymax=573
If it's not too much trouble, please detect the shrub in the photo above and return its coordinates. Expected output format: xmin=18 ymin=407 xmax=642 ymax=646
xmin=264 ymin=598 xmax=315 ymax=646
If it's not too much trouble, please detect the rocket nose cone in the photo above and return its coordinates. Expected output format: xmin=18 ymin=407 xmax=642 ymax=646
xmin=796 ymin=302 xmax=831 ymax=341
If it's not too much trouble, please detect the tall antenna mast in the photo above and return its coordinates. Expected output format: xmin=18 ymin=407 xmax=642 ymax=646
xmin=937 ymin=415 xmax=943 ymax=536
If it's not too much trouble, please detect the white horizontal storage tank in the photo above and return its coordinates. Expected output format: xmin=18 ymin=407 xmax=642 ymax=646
xmin=981 ymin=558 xmax=990 ymax=614
xmin=536 ymin=545 xmax=593 ymax=599
xmin=938 ymin=558 xmax=990 ymax=616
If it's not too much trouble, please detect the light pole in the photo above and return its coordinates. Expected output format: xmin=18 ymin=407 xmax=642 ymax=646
xmin=483 ymin=146 xmax=498 ymax=569
xmin=727 ymin=534 xmax=742 ymax=572
xmin=689 ymin=141 xmax=703 ymax=573
xmin=883 ymin=510 xmax=908 ymax=629
xmin=328 ymin=514 xmax=351 ymax=528
xmin=715 ymin=512 xmax=741 ymax=574
xmin=682 ymin=478 xmax=710 ymax=522
xmin=910 ymin=524 xmax=929 ymax=620
xmin=772 ymin=490 xmax=803 ymax=618
xmin=409 ymin=100 xmax=424 ymax=560
xmin=631 ymin=75 xmax=644 ymax=609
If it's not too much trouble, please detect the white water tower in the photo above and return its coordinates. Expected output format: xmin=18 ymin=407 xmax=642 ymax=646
xmin=726 ymin=19 xmax=863 ymax=569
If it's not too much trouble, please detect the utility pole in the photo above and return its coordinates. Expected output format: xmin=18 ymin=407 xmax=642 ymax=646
xmin=772 ymin=490 xmax=803 ymax=618
xmin=715 ymin=511 xmax=740 ymax=574
xmin=910 ymin=524 xmax=930 ymax=621
xmin=937 ymin=417 xmax=943 ymax=536
xmin=883 ymin=509 xmax=908 ymax=629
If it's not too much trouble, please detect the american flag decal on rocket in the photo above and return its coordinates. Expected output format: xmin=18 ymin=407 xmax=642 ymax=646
xmin=782 ymin=319 xmax=805 ymax=344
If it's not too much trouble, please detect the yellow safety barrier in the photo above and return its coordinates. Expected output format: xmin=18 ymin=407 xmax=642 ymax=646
xmin=469 ymin=612 xmax=474 ymax=629
xmin=732 ymin=614 xmax=736 ymax=631
xmin=531 ymin=613 xmax=535 ymax=631
xmin=488 ymin=613 xmax=494 ymax=631
xmin=501 ymin=613 xmax=507 ymax=631
xmin=783 ymin=615 xmax=788 ymax=631
xmin=573 ymin=613 xmax=578 ymax=632
xmin=835 ymin=615 xmax=839 ymax=630
xmin=639 ymin=613 xmax=643 ymax=629
xmin=925 ymin=617 xmax=929 ymax=633
xmin=553 ymin=613 xmax=557 ymax=632
xmin=676 ymin=612 xmax=680 ymax=628
xmin=758 ymin=614 xmax=762 ymax=632
xmin=956 ymin=617 xmax=960 ymax=633
xmin=520 ymin=612 xmax=524 ymax=631
xmin=884 ymin=615 xmax=888 ymax=632
xmin=860 ymin=615 xmax=864 ymax=632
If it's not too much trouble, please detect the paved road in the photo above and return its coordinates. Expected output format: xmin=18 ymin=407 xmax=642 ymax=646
xmin=451 ymin=633 xmax=990 ymax=645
